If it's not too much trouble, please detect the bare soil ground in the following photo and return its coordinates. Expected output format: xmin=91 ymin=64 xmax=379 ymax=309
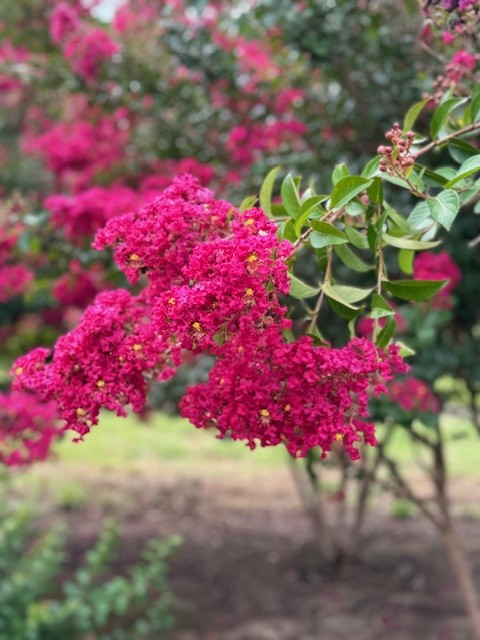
xmin=32 ymin=465 xmax=480 ymax=640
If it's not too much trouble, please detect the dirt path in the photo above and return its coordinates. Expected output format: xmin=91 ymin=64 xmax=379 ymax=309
xmin=32 ymin=466 xmax=480 ymax=639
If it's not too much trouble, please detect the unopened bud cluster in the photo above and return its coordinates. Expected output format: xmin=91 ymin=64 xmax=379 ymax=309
xmin=378 ymin=124 xmax=415 ymax=177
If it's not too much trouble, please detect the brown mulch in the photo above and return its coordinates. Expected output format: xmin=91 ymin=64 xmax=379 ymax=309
xmin=36 ymin=467 xmax=480 ymax=640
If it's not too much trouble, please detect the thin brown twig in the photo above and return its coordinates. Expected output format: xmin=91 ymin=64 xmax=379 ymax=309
xmin=307 ymin=247 xmax=332 ymax=334
xmin=415 ymin=120 xmax=480 ymax=158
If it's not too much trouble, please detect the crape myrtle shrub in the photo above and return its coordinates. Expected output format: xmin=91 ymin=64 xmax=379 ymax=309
xmin=0 ymin=0 xmax=479 ymax=464
xmin=0 ymin=0 xmax=431 ymax=401
xmin=0 ymin=499 xmax=180 ymax=640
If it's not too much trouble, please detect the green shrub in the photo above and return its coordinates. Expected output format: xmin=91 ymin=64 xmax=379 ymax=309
xmin=0 ymin=500 xmax=180 ymax=640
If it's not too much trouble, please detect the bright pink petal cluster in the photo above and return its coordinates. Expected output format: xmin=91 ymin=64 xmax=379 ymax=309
xmin=12 ymin=290 xmax=174 ymax=439
xmin=52 ymin=260 xmax=107 ymax=308
xmin=23 ymin=101 xmax=131 ymax=188
xmin=387 ymin=377 xmax=441 ymax=414
xmin=413 ymin=251 xmax=462 ymax=308
xmin=0 ymin=264 xmax=33 ymax=303
xmin=0 ymin=391 xmax=61 ymax=466
xmin=63 ymin=28 xmax=120 ymax=82
xmin=152 ymin=208 xmax=293 ymax=352
xmin=93 ymin=174 xmax=232 ymax=290
xmin=180 ymin=329 xmax=408 ymax=460
xmin=45 ymin=185 xmax=139 ymax=242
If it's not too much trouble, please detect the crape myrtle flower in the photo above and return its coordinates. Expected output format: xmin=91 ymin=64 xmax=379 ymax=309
xmin=180 ymin=327 xmax=408 ymax=461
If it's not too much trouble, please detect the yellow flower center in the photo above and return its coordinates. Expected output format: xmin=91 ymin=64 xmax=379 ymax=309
xmin=335 ymin=433 xmax=344 ymax=442
xmin=245 ymin=288 xmax=254 ymax=296
xmin=96 ymin=380 xmax=106 ymax=388
xmin=129 ymin=253 xmax=140 ymax=262
xmin=192 ymin=322 xmax=202 ymax=332
xmin=259 ymin=409 xmax=270 ymax=418
xmin=14 ymin=367 xmax=23 ymax=376
xmin=133 ymin=343 xmax=143 ymax=351
xmin=76 ymin=408 xmax=87 ymax=417
xmin=245 ymin=218 xmax=254 ymax=226
xmin=284 ymin=404 xmax=291 ymax=413
xmin=168 ymin=297 xmax=176 ymax=305
xmin=246 ymin=253 xmax=258 ymax=263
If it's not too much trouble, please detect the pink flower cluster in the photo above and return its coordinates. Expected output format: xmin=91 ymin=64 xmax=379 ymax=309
xmin=152 ymin=207 xmax=293 ymax=354
xmin=422 ymin=0 xmax=480 ymax=43
xmin=93 ymin=174 xmax=232 ymax=290
xmin=45 ymin=184 xmax=140 ymax=243
xmin=52 ymin=260 xmax=107 ymax=308
xmin=0 ymin=41 xmax=32 ymax=108
xmin=0 ymin=264 xmax=33 ymax=303
xmin=413 ymin=251 xmax=462 ymax=309
xmin=49 ymin=3 xmax=119 ymax=82
xmin=12 ymin=290 xmax=173 ymax=438
xmin=13 ymin=175 xmax=407 ymax=461
xmin=0 ymin=213 xmax=33 ymax=303
xmin=23 ymin=100 xmax=131 ymax=189
xmin=387 ymin=377 xmax=441 ymax=415
xmin=181 ymin=329 xmax=407 ymax=460
xmin=226 ymin=120 xmax=307 ymax=167
xmin=0 ymin=391 xmax=61 ymax=466
xmin=446 ymin=49 xmax=477 ymax=82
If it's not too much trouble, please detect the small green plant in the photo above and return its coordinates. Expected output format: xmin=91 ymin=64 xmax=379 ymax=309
xmin=390 ymin=499 xmax=417 ymax=520
xmin=0 ymin=499 xmax=181 ymax=640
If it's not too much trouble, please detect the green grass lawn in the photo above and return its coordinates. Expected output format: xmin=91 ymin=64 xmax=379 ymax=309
xmin=40 ymin=408 xmax=480 ymax=479
xmin=7 ymin=408 xmax=480 ymax=512
xmin=54 ymin=411 xmax=286 ymax=472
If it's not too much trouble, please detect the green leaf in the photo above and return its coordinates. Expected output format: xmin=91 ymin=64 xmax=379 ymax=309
xmin=382 ymin=232 xmax=440 ymax=250
xmin=239 ymin=195 xmax=257 ymax=212
xmin=366 ymin=177 xmax=383 ymax=204
xmin=448 ymin=138 xmax=480 ymax=164
xmin=271 ymin=204 xmax=288 ymax=217
xmin=327 ymin=297 xmax=363 ymax=320
xmin=259 ymin=167 xmax=281 ymax=217
xmin=367 ymin=225 xmax=379 ymax=252
xmin=344 ymin=201 xmax=366 ymax=217
xmin=294 ymin=197 xmax=326 ymax=235
xmin=398 ymin=249 xmax=414 ymax=275
xmin=383 ymin=172 xmax=427 ymax=192
xmin=376 ymin=317 xmax=396 ymax=348
xmin=289 ymin=274 xmax=320 ymax=299
xmin=382 ymin=279 xmax=447 ymax=301
xmin=322 ymin=282 xmax=374 ymax=305
xmin=396 ymin=341 xmax=416 ymax=357
xmin=344 ymin=225 xmax=369 ymax=249
xmin=426 ymin=190 xmax=460 ymax=231
xmin=334 ymin=244 xmax=374 ymax=272
xmin=310 ymin=231 xmax=347 ymax=249
xmin=445 ymin=154 xmax=480 ymax=187
xmin=309 ymin=221 xmax=348 ymax=249
xmin=430 ymin=98 xmax=468 ymax=139
xmin=279 ymin=219 xmax=297 ymax=242
xmin=361 ymin=156 xmax=381 ymax=178
xmin=280 ymin=173 xmax=300 ymax=218
xmin=386 ymin=208 xmax=410 ymax=232
xmin=408 ymin=201 xmax=434 ymax=232
xmin=332 ymin=163 xmax=349 ymax=185
xmin=403 ymin=98 xmax=429 ymax=132
xmin=370 ymin=293 xmax=395 ymax=319
xmin=471 ymin=90 xmax=480 ymax=122
xmin=330 ymin=176 xmax=372 ymax=211
xmin=415 ymin=165 xmax=449 ymax=187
